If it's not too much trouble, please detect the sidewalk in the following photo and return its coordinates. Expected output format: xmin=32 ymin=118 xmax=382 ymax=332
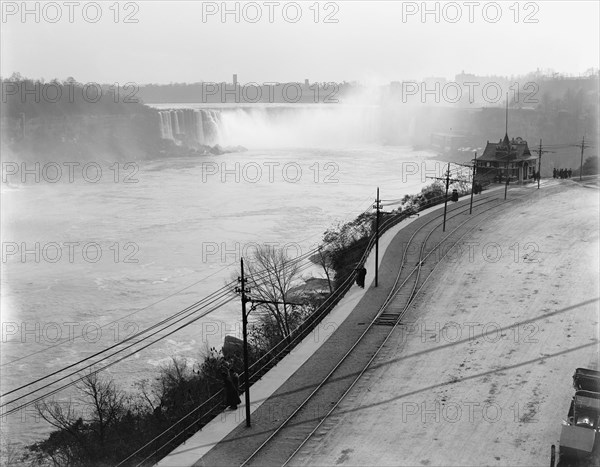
xmin=156 ymin=195 xmax=479 ymax=467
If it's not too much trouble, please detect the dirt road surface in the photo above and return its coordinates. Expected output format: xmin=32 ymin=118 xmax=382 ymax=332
xmin=288 ymin=181 xmax=599 ymax=466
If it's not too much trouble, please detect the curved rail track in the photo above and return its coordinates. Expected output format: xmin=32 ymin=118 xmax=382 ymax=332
xmin=236 ymin=191 xmax=529 ymax=467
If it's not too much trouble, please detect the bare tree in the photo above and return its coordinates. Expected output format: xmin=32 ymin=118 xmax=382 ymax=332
xmin=245 ymin=245 xmax=305 ymax=342
xmin=1 ymin=429 xmax=32 ymax=466
xmin=314 ymin=246 xmax=334 ymax=293
xmin=35 ymin=398 xmax=81 ymax=433
xmin=75 ymin=372 xmax=125 ymax=448
xmin=33 ymin=399 xmax=87 ymax=466
xmin=133 ymin=378 xmax=164 ymax=417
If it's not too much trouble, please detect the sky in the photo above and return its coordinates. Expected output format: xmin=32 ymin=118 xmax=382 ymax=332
xmin=1 ymin=1 xmax=599 ymax=85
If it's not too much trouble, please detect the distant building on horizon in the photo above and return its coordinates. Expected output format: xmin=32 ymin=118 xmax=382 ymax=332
xmin=430 ymin=132 xmax=469 ymax=153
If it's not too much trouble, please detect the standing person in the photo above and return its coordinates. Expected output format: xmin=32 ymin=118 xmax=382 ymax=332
xmin=230 ymin=369 xmax=240 ymax=399
xmin=568 ymin=168 xmax=572 ymax=178
xmin=222 ymin=368 xmax=241 ymax=410
xmin=553 ymin=168 xmax=557 ymax=179
xmin=356 ymin=265 xmax=367 ymax=288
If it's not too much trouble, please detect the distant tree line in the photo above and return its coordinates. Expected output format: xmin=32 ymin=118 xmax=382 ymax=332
xmin=1 ymin=74 xmax=172 ymax=161
xmin=1 ymin=73 xmax=154 ymax=119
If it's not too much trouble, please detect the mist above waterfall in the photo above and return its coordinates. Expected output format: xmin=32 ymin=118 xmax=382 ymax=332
xmin=153 ymin=85 xmax=402 ymax=149
xmin=221 ymin=104 xmax=384 ymax=147
xmin=157 ymin=103 xmax=389 ymax=149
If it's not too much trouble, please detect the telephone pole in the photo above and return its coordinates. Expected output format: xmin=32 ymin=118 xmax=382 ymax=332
xmin=503 ymin=93 xmax=510 ymax=199
xmin=427 ymin=163 xmax=461 ymax=232
xmin=504 ymin=159 xmax=509 ymax=200
xmin=373 ymin=187 xmax=382 ymax=287
xmin=537 ymin=139 xmax=543 ymax=189
xmin=577 ymin=136 xmax=591 ymax=181
xmin=470 ymin=152 xmax=477 ymax=214
xmin=531 ymin=139 xmax=552 ymax=189
xmin=235 ymin=266 xmax=304 ymax=428
xmin=236 ymin=258 xmax=252 ymax=427
xmin=443 ymin=164 xmax=451 ymax=231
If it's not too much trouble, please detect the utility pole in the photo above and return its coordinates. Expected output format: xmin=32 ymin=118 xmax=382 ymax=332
xmin=470 ymin=152 xmax=477 ymax=214
xmin=538 ymin=139 xmax=542 ymax=189
xmin=443 ymin=163 xmax=450 ymax=230
xmin=373 ymin=187 xmax=381 ymax=287
xmin=235 ymin=268 xmax=304 ymax=428
xmin=504 ymin=159 xmax=509 ymax=200
xmin=504 ymin=93 xmax=510 ymax=200
xmin=532 ymin=139 xmax=552 ymax=189
xmin=236 ymin=259 xmax=252 ymax=427
xmin=578 ymin=136 xmax=589 ymax=181
xmin=427 ymin=163 xmax=461 ymax=232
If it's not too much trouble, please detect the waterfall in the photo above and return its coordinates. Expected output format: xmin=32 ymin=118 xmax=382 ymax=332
xmin=194 ymin=110 xmax=205 ymax=144
xmin=157 ymin=104 xmax=387 ymax=148
xmin=158 ymin=109 xmax=221 ymax=146
xmin=172 ymin=111 xmax=180 ymax=137
xmin=201 ymin=109 xmax=221 ymax=146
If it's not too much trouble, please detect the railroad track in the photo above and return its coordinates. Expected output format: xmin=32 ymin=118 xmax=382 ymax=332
xmin=373 ymin=194 xmax=502 ymax=326
xmin=238 ymin=191 xmax=528 ymax=467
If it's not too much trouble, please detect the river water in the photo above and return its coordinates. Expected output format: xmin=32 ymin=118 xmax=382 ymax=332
xmin=1 ymin=105 xmax=445 ymax=451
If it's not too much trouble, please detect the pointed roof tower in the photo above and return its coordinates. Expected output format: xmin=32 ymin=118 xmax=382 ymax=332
xmin=502 ymin=93 xmax=510 ymax=148
xmin=477 ymin=93 xmax=534 ymax=171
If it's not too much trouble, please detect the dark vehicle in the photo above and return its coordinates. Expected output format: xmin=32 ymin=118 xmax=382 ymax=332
xmin=555 ymin=368 xmax=600 ymax=466
xmin=573 ymin=368 xmax=600 ymax=392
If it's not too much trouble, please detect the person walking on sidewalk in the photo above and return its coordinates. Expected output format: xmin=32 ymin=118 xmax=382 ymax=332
xmin=230 ymin=368 xmax=240 ymax=398
xmin=222 ymin=367 xmax=241 ymax=410
xmin=355 ymin=265 xmax=367 ymax=288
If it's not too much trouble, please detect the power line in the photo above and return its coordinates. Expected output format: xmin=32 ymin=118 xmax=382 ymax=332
xmin=1 ymin=285 xmax=233 ymax=396
xmin=2 ymin=236 xmax=345 ymax=409
xmin=1 ymin=252 xmax=318 ymax=403
xmin=117 ymin=257 xmax=371 ymax=467
xmin=1 ymin=296 xmax=234 ymax=418
xmin=0 ymin=267 xmax=240 ymax=368
xmin=0 ymin=290 xmax=233 ymax=410
xmin=7 ymin=225 xmax=378 ymax=455
xmin=117 ymin=196 xmax=453 ymax=466
xmin=3 ymin=196 xmax=375 ymax=370
xmin=0 ymin=197 xmax=436 ymax=424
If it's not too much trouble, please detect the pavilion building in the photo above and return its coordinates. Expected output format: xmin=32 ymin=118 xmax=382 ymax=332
xmin=475 ymin=133 xmax=538 ymax=183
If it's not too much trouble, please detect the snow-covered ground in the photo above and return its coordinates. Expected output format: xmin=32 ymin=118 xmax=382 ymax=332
xmin=289 ymin=181 xmax=600 ymax=466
